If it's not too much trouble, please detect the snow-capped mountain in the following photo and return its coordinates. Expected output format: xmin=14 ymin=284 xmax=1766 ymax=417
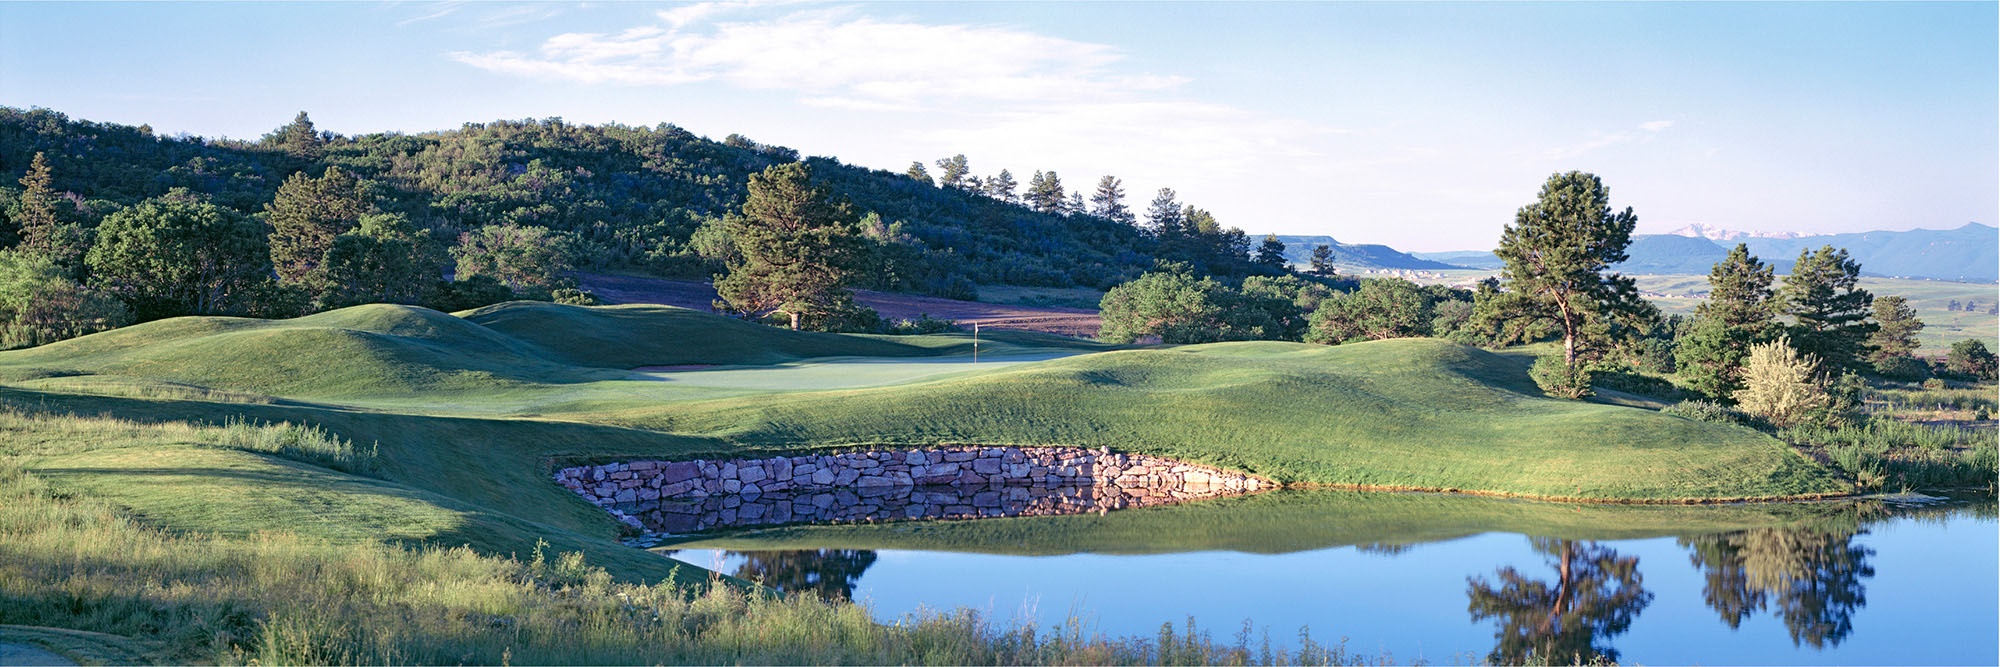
xmin=1664 ymin=223 xmax=1803 ymax=241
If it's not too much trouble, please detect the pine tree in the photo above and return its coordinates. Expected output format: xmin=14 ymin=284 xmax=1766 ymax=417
xmin=1494 ymin=171 xmax=1652 ymax=365
xmin=1675 ymin=244 xmax=1779 ymax=399
xmin=1145 ymin=188 xmax=1184 ymax=237
xmin=1090 ymin=175 xmax=1133 ymax=226
xmin=904 ymin=161 xmax=932 ymax=186
xmin=714 ymin=162 xmax=870 ymax=330
xmin=1864 ymin=295 xmax=1923 ymax=369
xmin=1066 ymin=191 xmax=1088 ymax=215
xmin=1255 ymin=234 xmax=1287 ymax=269
xmin=278 ymin=111 xmax=325 ymax=164
xmin=1779 ymin=246 xmax=1875 ymax=372
xmin=985 ymin=169 xmax=1018 ymax=203
xmin=1309 ymin=244 xmax=1336 ymax=277
xmin=934 ymin=155 xmax=970 ymax=190
xmin=1025 ymin=170 xmax=1066 ymax=213
xmin=14 ymin=152 xmax=87 ymax=270
xmin=265 ymin=166 xmax=371 ymax=285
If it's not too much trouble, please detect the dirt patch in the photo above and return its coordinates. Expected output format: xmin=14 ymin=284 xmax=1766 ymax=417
xmin=577 ymin=273 xmax=1103 ymax=338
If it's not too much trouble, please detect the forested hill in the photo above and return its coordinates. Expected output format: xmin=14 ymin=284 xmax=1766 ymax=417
xmin=0 ymin=107 xmax=1210 ymax=295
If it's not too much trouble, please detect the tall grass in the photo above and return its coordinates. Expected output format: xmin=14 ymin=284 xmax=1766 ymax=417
xmin=0 ymin=399 xmax=376 ymax=475
xmin=1781 ymin=417 xmax=1998 ymax=492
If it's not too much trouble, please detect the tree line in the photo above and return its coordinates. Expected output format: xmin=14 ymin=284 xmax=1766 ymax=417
xmin=1092 ymin=170 xmax=1997 ymax=419
xmin=0 ymin=107 xmax=1293 ymax=345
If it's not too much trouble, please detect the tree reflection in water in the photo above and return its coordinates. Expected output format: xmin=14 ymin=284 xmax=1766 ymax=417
xmin=1466 ymin=538 xmax=1652 ymax=665
xmin=1680 ymin=522 xmax=1875 ymax=648
xmin=729 ymin=549 xmax=879 ymax=601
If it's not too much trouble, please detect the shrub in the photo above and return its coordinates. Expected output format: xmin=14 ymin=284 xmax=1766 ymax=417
xmin=1872 ymin=355 xmax=1930 ymax=381
xmin=1590 ymin=364 xmax=1688 ymax=401
xmin=0 ymin=250 xmax=130 ymax=349
xmin=1530 ymin=353 xmax=1594 ymax=400
xmin=423 ymin=276 xmax=517 ymax=312
xmin=550 ymin=288 xmax=601 ymax=306
xmin=884 ymin=314 xmax=958 ymax=335
xmin=1921 ymin=378 xmax=1947 ymax=390
xmin=1661 ymin=400 xmax=1742 ymax=425
xmin=1733 ymin=337 xmax=1828 ymax=427
xmin=1944 ymin=339 xmax=1998 ymax=381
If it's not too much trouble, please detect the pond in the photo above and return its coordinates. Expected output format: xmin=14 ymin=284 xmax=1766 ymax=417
xmin=646 ymin=489 xmax=1997 ymax=665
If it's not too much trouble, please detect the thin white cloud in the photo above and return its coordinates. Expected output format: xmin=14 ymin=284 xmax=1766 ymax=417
xmin=450 ymin=5 xmax=1185 ymax=108
xmin=1543 ymin=120 xmax=1677 ymax=160
xmin=395 ymin=3 xmax=462 ymax=28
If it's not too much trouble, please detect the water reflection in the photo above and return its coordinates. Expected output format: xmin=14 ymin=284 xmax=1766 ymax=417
xmin=658 ymin=491 xmax=1995 ymax=664
xmin=616 ymin=482 xmax=1242 ymax=534
xmin=1466 ymin=538 xmax=1652 ymax=665
xmin=730 ymin=549 xmax=878 ymax=601
xmin=1680 ymin=522 xmax=1876 ymax=648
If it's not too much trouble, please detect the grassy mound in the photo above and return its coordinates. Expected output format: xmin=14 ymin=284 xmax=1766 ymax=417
xmin=629 ymin=339 xmax=1847 ymax=501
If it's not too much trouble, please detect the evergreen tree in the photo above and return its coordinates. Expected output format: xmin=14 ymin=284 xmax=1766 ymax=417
xmin=934 ymin=154 xmax=970 ymax=190
xmin=904 ymin=161 xmax=932 ymax=186
xmin=1025 ymin=170 xmax=1066 ymax=213
xmin=15 ymin=152 xmax=87 ymax=269
xmin=1864 ymin=295 xmax=1922 ymax=371
xmin=1183 ymin=205 xmax=1218 ymax=234
xmin=1309 ymin=244 xmax=1336 ymax=277
xmin=984 ymin=169 xmax=1018 ymax=203
xmin=714 ymin=162 xmax=872 ymax=330
xmin=1675 ymin=244 xmax=1779 ymax=400
xmin=1144 ymin=188 xmax=1184 ymax=237
xmin=1494 ymin=171 xmax=1652 ymax=366
xmin=277 ymin=111 xmax=325 ymax=164
xmin=265 ymin=166 xmax=370 ymax=286
xmin=1090 ymin=175 xmax=1134 ymax=226
xmin=1779 ymin=246 xmax=1875 ymax=372
xmin=1255 ymin=234 xmax=1288 ymax=270
xmin=1066 ymin=191 xmax=1088 ymax=215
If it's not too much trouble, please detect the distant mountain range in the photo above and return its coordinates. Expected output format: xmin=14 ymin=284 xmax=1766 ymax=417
xmin=1268 ymin=235 xmax=1463 ymax=271
xmin=1410 ymin=222 xmax=1997 ymax=282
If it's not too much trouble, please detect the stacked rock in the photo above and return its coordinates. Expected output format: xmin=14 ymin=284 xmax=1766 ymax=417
xmin=554 ymin=445 xmax=1270 ymax=513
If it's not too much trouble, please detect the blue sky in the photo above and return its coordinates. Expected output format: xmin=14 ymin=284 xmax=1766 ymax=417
xmin=2 ymin=1 xmax=1993 ymax=251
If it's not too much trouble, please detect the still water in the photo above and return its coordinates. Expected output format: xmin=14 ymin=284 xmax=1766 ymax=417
xmin=650 ymin=490 xmax=1997 ymax=665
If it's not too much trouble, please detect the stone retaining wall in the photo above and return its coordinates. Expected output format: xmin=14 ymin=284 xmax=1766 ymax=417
xmin=554 ymin=445 xmax=1271 ymax=530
